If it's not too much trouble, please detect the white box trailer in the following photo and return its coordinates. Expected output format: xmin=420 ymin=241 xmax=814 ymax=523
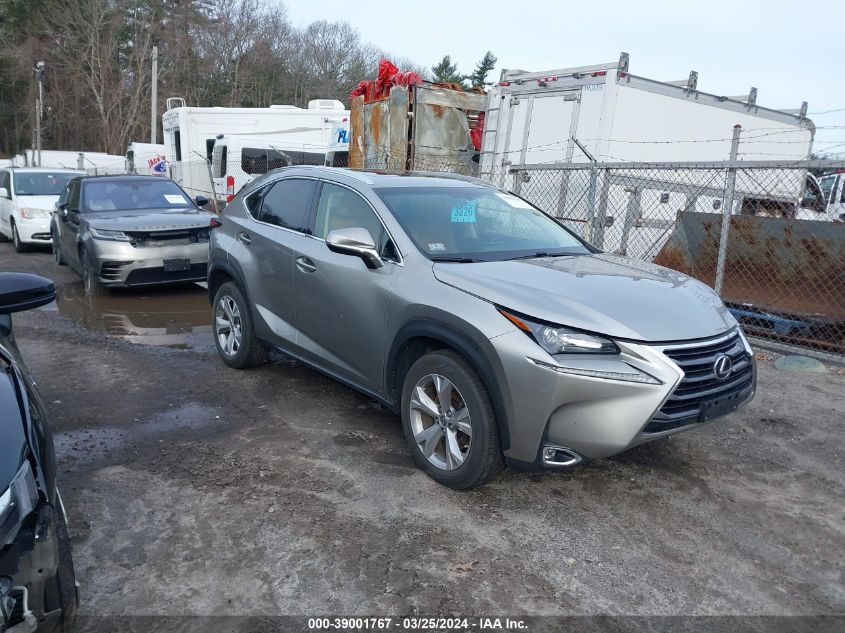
xmin=480 ymin=53 xmax=817 ymax=258
xmin=162 ymin=98 xmax=348 ymax=198
xmin=14 ymin=149 xmax=126 ymax=174
xmin=482 ymin=52 xmax=814 ymax=170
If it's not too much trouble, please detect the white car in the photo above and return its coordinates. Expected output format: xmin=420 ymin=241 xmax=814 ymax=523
xmin=0 ymin=167 xmax=86 ymax=252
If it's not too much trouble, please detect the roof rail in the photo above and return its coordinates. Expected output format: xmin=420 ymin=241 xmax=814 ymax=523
xmin=166 ymin=97 xmax=186 ymax=110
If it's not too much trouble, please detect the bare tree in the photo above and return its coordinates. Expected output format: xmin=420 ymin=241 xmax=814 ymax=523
xmin=0 ymin=0 xmax=428 ymax=157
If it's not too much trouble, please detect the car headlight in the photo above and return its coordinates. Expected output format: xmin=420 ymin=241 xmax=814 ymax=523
xmin=19 ymin=208 xmax=50 ymax=220
xmin=498 ymin=308 xmax=619 ymax=354
xmin=90 ymin=227 xmax=131 ymax=242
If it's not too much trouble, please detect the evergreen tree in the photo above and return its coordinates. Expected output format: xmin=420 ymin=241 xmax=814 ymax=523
xmin=468 ymin=51 xmax=497 ymax=88
xmin=431 ymin=55 xmax=465 ymax=87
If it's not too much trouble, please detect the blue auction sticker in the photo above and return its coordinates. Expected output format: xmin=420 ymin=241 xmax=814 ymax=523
xmin=451 ymin=201 xmax=477 ymax=223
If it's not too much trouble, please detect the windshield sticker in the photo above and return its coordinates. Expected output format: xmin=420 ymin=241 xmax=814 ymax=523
xmin=164 ymin=194 xmax=187 ymax=204
xmin=496 ymin=192 xmax=534 ymax=209
xmin=428 ymin=242 xmax=447 ymax=251
xmin=451 ymin=201 xmax=477 ymax=223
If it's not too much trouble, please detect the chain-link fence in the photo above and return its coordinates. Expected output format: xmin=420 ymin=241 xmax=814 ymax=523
xmin=364 ymin=156 xmax=845 ymax=359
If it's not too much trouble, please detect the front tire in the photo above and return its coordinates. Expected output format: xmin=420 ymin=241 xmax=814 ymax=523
xmin=81 ymin=248 xmax=108 ymax=296
xmin=401 ymin=350 xmax=504 ymax=489
xmin=213 ymin=281 xmax=268 ymax=368
xmin=43 ymin=502 xmax=78 ymax=629
xmin=12 ymin=221 xmax=29 ymax=253
xmin=52 ymin=231 xmax=66 ymax=265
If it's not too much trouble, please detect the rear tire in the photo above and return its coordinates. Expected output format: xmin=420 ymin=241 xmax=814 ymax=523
xmin=213 ymin=281 xmax=268 ymax=368
xmin=81 ymin=248 xmax=108 ymax=296
xmin=12 ymin=221 xmax=29 ymax=253
xmin=401 ymin=350 xmax=505 ymax=489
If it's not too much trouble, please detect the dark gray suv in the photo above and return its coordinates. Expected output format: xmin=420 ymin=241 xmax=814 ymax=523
xmin=208 ymin=167 xmax=755 ymax=489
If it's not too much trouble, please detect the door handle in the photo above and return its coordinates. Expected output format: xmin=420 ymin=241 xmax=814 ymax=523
xmin=238 ymin=232 xmax=252 ymax=245
xmin=295 ymin=256 xmax=317 ymax=273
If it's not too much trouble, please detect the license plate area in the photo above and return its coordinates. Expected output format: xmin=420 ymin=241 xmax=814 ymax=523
xmin=699 ymin=390 xmax=743 ymax=423
xmin=163 ymin=257 xmax=191 ymax=272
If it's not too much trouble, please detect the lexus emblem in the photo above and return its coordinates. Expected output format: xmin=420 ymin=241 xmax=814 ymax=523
xmin=713 ymin=354 xmax=733 ymax=381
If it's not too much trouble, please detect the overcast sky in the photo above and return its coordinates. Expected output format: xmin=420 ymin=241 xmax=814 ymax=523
xmin=285 ymin=0 xmax=845 ymax=155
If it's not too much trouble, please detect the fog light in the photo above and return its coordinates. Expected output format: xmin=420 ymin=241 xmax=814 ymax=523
xmin=542 ymin=445 xmax=583 ymax=467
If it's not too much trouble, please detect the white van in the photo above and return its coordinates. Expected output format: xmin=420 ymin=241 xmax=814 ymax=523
xmin=211 ymin=134 xmax=333 ymax=204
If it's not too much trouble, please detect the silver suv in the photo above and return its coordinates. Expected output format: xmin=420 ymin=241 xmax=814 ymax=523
xmin=208 ymin=167 xmax=756 ymax=489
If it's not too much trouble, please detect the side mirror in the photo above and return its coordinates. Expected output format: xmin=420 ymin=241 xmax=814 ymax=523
xmin=0 ymin=187 xmax=8 ymax=199
xmin=195 ymin=195 xmax=209 ymax=208
xmin=58 ymin=204 xmax=70 ymax=221
xmin=0 ymin=273 xmax=56 ymax=317
xmin=326 ymin=227 xmax=384 ymax=269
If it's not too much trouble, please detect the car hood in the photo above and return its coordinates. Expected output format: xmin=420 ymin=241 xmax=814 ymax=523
xmin=432 ymin=253 xmax=736 ymax=342
xmin=87 ymin=208 xmax=214 ymax=232
xmin=14 ymin=195 xmax=58 ymax=211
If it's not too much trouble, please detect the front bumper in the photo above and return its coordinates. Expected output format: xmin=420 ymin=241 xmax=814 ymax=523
xmin=14 ymin=217 xmax=52 ymax=245
xmin=490 ymin=328 xmax=756 ymax=468
xmin=87 ymin=239 xmax=209 ymax=288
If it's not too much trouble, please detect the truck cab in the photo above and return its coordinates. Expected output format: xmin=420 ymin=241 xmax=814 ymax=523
xmin=814 ymin=172 xmax=845 ymax=221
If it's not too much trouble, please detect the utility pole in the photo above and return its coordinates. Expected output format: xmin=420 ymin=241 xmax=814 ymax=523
xmin=35 ymin=61 xmax=45 ymax=166
xmin=150 ymin=46 xmax=158 ymax=144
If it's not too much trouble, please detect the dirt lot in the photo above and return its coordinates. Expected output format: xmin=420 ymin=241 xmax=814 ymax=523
xmin=1 ymin=242 xmax=843 ymax=619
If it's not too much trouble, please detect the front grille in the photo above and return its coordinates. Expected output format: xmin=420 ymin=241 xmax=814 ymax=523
xmin=644 ymin=331 xmax=754 ymax=433
xmin=125 ymin=263 xmax=207 ymax=286
xmin=126 ymin=228 xmax=210 ymax=247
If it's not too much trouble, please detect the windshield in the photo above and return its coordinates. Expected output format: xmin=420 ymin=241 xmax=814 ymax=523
xmin=13 ymin=172 xmax=78 ymax=196
xmin=83 ymin=179 xmax=193 ymax=212
xmin=375 ymin=186 xmax=591 ymax=261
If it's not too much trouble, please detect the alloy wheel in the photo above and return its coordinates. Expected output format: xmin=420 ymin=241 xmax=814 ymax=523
xmin=215 ymin=295 xmax=242 ymax=358
xmin=408 ymin=373 xmax=472 ymax=470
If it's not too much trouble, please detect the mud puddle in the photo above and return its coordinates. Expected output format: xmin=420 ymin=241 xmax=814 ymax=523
xmin=54 ymin=403 xmax=227 ymax=466
xmin=44 ymin=282 xmax=214 ymax=349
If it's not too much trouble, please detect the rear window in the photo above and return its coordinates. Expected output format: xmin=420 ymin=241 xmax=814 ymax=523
xmin=242 ymin=148 xmax=292 ymax=175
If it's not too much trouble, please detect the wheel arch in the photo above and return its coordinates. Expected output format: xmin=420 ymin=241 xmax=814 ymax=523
xmin=207 ymin=256 xmax=249 ymax=305
xmin=386 ymin=319 xmax=511 ymax=451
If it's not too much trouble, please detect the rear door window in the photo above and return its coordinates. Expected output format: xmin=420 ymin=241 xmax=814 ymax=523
xmin=257 ymin=178 xmax=316 ymax=233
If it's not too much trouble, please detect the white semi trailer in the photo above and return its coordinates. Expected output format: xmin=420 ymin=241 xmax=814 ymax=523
xmin=162 ymin=99 xmax=348 ymax=199
xmin=479 ymin=53 xmax=818 ymax=258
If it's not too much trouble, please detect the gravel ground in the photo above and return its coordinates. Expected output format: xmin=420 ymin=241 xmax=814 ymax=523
xmin=2 ymin=242 xmax=843 ymax=619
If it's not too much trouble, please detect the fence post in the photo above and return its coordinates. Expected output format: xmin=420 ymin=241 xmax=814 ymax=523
xmin=574 ymin=138 xmax=599 ymax=243
xmin=714 ymin=125 xmax=741 ymax=295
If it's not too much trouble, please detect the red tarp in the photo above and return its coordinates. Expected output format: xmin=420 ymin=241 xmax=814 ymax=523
xmin=349 ymin=59 xmax=423 ymax=103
